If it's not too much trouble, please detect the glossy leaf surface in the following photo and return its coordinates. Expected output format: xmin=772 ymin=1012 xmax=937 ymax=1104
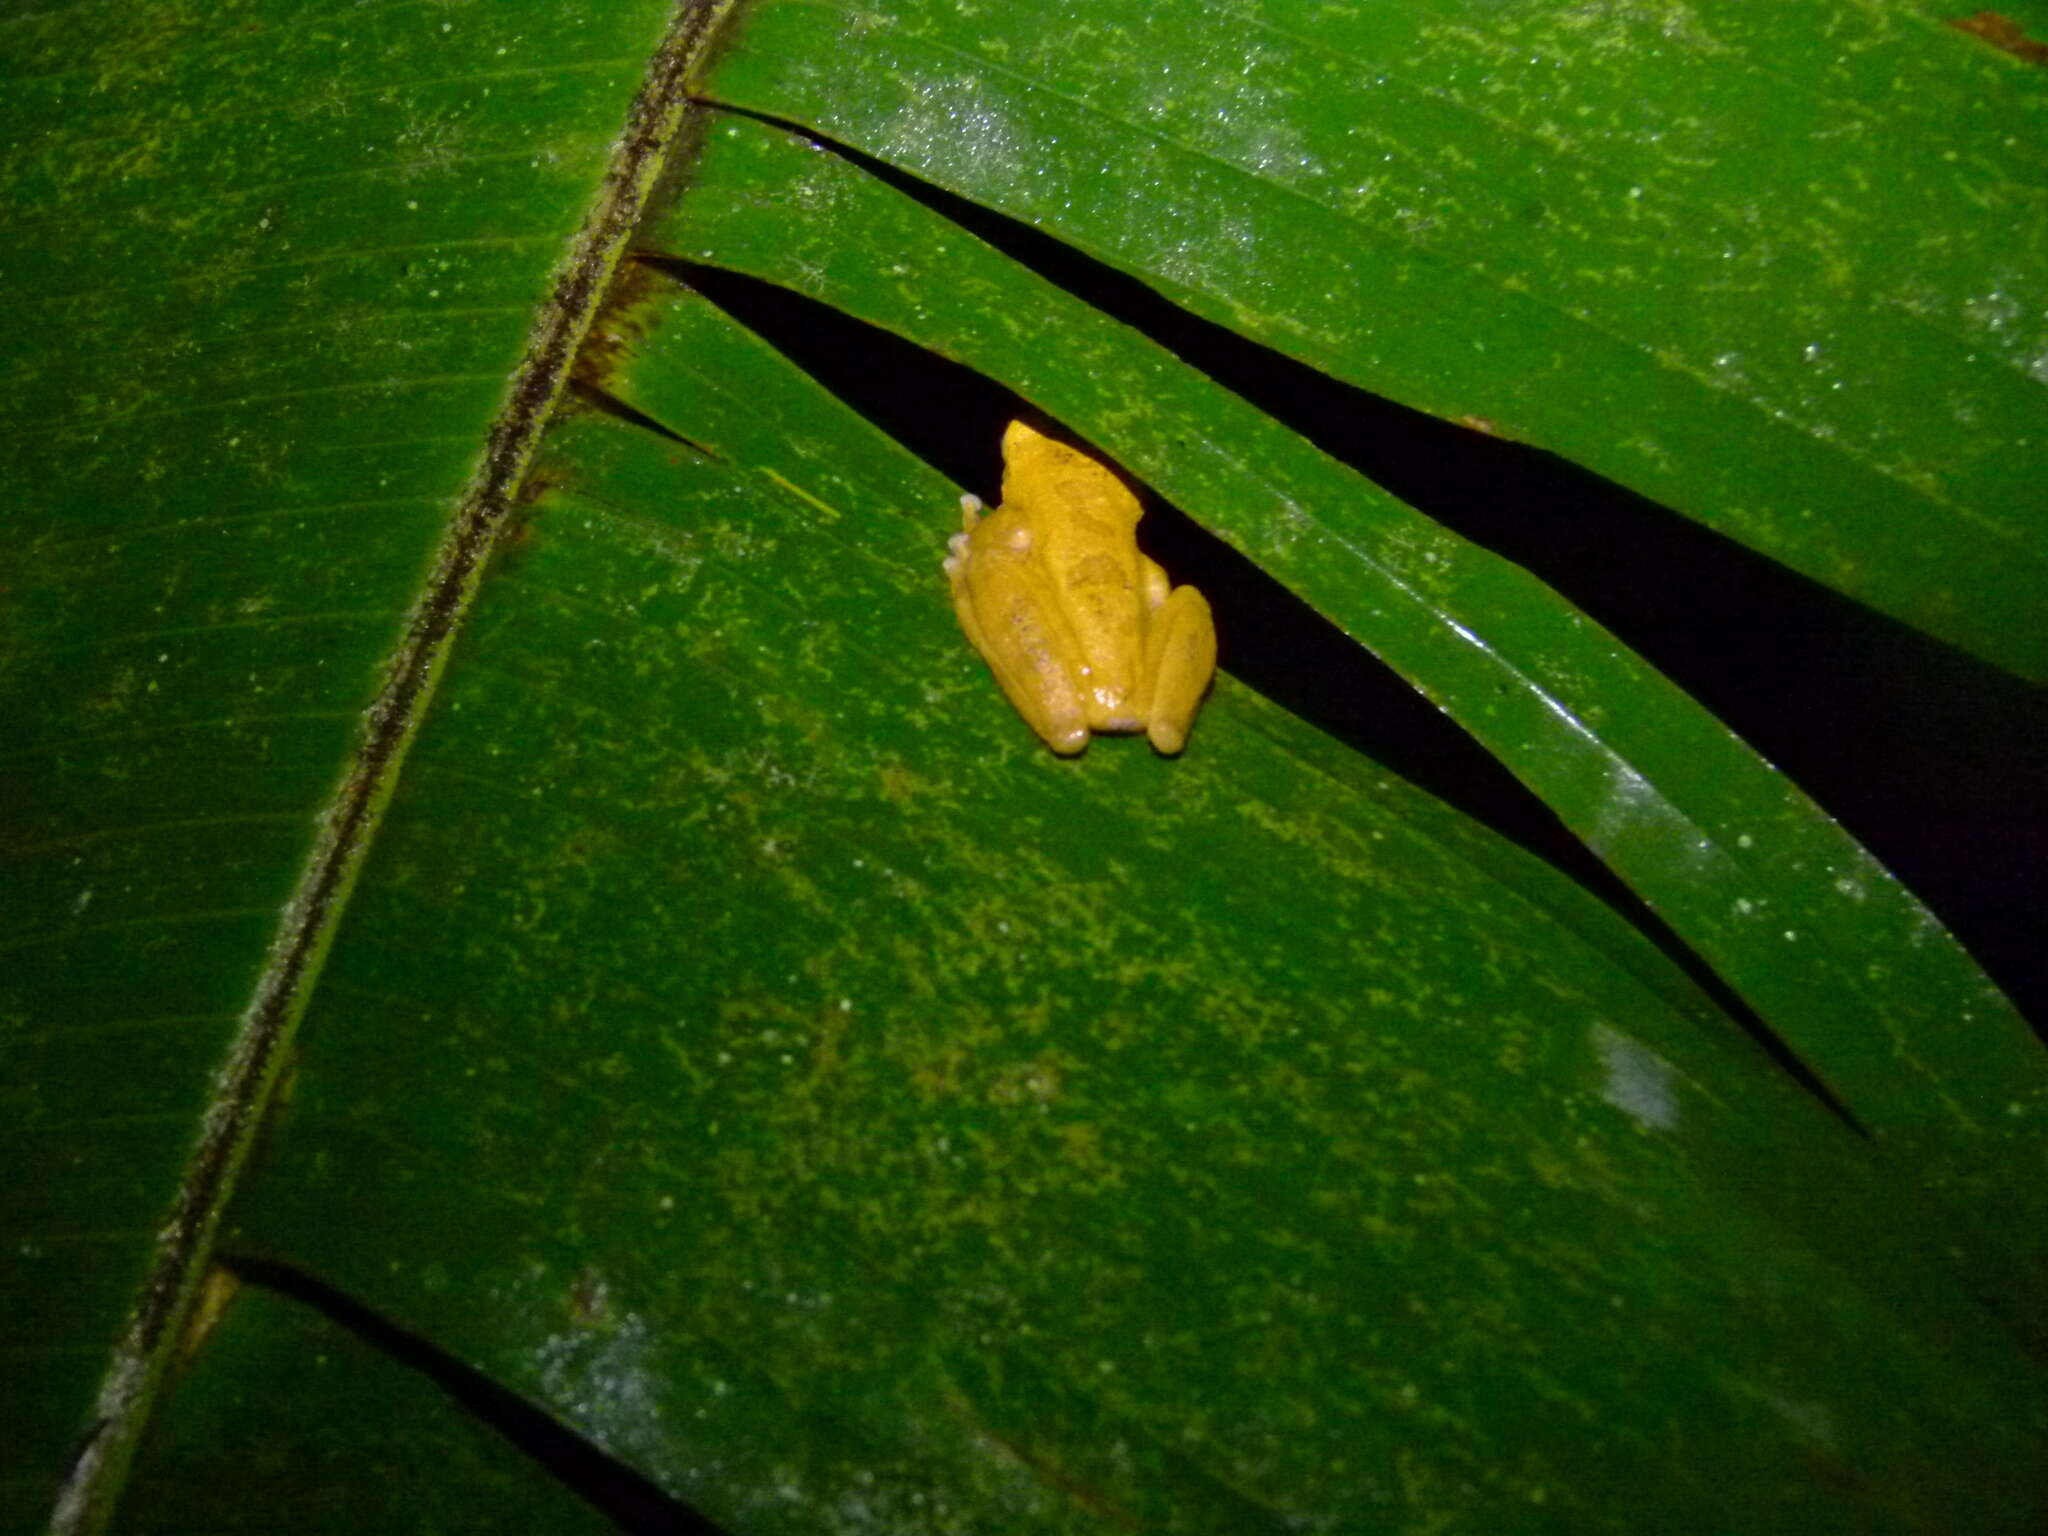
xmin=124 ymin=1275 xmax=623 ymax=1536
xmin=2 ymin=0 xmax=2042 ymax=1532
xmin=0 ymin=0 xmax=678 ymax=1524
xmin=217 ymin=290 xmax=2047 ymax=1530
xmin=707 ymin=0 xmax=2048 ymax=680
xmin=652 ymin=114 xmax=2047 ymax=1301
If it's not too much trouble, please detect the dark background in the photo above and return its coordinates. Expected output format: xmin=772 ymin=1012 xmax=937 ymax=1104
xmin=651 ymin=137 xmax=2048 ymax=1044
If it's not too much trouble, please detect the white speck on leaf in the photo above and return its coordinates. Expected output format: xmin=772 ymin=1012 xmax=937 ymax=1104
xmin=1592 ymin=1022 xmax=1680 ymax=1132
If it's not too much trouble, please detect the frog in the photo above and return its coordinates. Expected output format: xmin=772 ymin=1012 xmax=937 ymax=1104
xmin=944 ymin=419 xmax=1216 ymax=755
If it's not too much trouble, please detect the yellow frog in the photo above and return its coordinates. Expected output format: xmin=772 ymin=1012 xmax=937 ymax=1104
xmin=944 ymin=420 xmax=1216 ymax=755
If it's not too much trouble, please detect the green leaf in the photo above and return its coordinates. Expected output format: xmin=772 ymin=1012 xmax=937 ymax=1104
xmin=0 ymin=0 xmax=687 ymax=1525
xmin=707 ymin=0 xmax=2048 ymax=682
xmin=650 ymin=111 xmax=2047 ymax=1299
xmin=118 ymin=1270 xmax=626 ymax=1536
xmin=5 ymin=0 xmax=2044 ymax=1532
xmin=215 ymin=302 xmax=2048 ymax=1529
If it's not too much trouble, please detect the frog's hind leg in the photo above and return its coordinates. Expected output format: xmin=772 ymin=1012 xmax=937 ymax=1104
xmin=953 ymin=547 xmax=1092 ymax=756
xmin=1141 ymin=584 xmax=1217 ymax=755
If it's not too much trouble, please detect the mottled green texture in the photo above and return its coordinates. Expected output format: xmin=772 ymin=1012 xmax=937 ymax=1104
xmin=648 ymin=114 xmax=2048 ymax=1318
xmin=705 ymin=0 xmax=2048 ymax=679
xmin=9 ymin=1 xmax=2047 ymax=1531
xmin=218 ymin=290 xmax=2047 ymax=1532
xmin=0 ymin=0 xmax=675 ymax=1523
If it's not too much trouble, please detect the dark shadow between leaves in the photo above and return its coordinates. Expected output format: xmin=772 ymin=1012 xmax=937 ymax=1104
xmin=223 ymin=1256 xmax=726 ymax=1536
xmin=648 ymin=116 xmax=2048 ymax=1041
xmin=634 ymin=254 xmax=1870 ymax=1131
xmin=641 ymin=260 xmax=1585 ymax=874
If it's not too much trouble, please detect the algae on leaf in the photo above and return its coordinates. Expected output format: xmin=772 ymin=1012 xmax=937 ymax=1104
xmin=707 ymin=0 xmax=2048 ymax=680
xmin=5 ymin=1 xmax=2044 ymax=1533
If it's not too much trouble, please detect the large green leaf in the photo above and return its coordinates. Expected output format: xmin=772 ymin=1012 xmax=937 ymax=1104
xmin=209 ymin=281 xmax=2041 ymax=1529
xmin=649 ymin=111 xmax=2048 ymax=1287
xmin=708 ymin=0 xmax=2048 ymax=680
xmin=4 ymin=0 xmax=2044 ymax=1532
xmin=0 ymin=0 xmax=687 ymax=1524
